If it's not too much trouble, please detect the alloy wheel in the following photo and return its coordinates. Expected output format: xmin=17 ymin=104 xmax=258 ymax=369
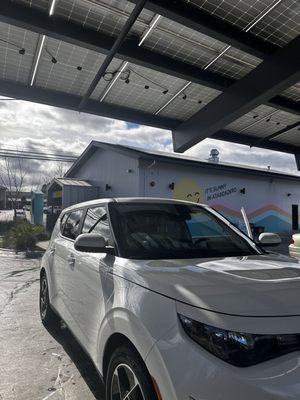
xmin=111 ymin=363 xmax=145 ymax=400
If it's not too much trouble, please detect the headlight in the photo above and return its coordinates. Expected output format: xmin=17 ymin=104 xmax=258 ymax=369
xmin=179 ymin=314 xmax=300 ymax=367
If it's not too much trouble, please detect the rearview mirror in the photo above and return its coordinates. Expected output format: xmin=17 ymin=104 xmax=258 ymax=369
xmin=74 ymin=233 xmax=109 ymax=253
xmin=258 ymin=232 xmax=281 ymax=247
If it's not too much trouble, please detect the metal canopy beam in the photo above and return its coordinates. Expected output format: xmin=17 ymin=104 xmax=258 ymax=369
xmin=78 ymin=0 xmax=147 ymax=110
xmin=212 ymin=130 xmax=300 ymax=155
xmin=0 ymin=79 xmax=178 ymax=130
xmin=0 ymin=0 xmax=298 ymax=115
xmin=128 ymin=0 xmax=279 ymax=59
xmin=173 ymin=36 xmax=300 ymax=152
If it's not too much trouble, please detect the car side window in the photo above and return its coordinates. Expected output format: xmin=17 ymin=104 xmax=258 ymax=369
xmin=82 ymin=206 xmax=112 ymax=243
xmin=60 ymin=213 xmax=68 ymax=233
xmin=62 ymin=210 xmax=83 ymax=240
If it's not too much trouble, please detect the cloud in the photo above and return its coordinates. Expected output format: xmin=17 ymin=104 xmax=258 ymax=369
xmin=0 ymin=98 xmax=298 ymax=190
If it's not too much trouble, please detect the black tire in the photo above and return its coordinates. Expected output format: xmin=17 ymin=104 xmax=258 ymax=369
xmin=105 ymin=345 xmax=158 ymax=400
xmin=39 ymin=272 xmax=60 ymax=328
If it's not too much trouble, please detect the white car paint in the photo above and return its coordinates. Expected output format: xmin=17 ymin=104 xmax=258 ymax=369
xmin=41 ymin=198 xmax=300 ymax=400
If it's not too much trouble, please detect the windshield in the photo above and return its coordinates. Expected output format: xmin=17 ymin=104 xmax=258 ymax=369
xmin=110 ymin=202 xmax=259 ymax=260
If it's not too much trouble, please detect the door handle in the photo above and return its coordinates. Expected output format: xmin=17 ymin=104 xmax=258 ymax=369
xmin=49 ymin=247 xmax=55 ymax=255
xmin=67 ymin=253 xmax=76 ymax=267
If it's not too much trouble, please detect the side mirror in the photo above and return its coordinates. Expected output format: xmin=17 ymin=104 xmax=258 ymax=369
xmin=258 ymin=232 xmax=281 ymax=247
xmin=74 ymin=233 xmax=108 ymax=253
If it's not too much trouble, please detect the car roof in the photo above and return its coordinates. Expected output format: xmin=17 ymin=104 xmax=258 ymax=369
xmin=62 ymin=197 xmax=206 ymax=213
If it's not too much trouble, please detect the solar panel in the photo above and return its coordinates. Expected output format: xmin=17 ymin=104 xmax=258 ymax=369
xmin=12 ymin=0 xmax=49 ymax=13
xmin=226 ymin=104 xmax=275 ymax=132
xmin=0 ymin=21 xmax=39 ymax=84
xmin=250 ymin=0 xmax=300 ymax=47
xmin=34 ymin=37 xmax=108 ymax=96
xmin=55 ymin=0 xmax=154 ymax=39
xmin=183 ymin=0 xmax=274 ymax=31
xmin=208 ymin=47 xmax=262 ymax=79
xmin=102 ymin=60 xmax=187 ymax=114
xmin=226 ymin=106 xmax=299 ymax=138
xmin=272 ymin=127 xmax=300 ymax=146
xmin=159 ymin=84 xmax=221 ymax=120
xmin=281 ymin=82 xmax=300 ymax=102
xmin=141 ymin=16 xmax=227 ymax=70
xmin=182 ymin=0 xmax=300 ymax=47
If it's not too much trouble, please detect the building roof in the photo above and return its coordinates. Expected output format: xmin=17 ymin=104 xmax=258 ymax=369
xmin=66 ymin=141 xmax=300 ymax=182
xmin=49 ymin=177 xmax=93 ymax=190
xmin=0 ymin=0 xmax=299 ymax=156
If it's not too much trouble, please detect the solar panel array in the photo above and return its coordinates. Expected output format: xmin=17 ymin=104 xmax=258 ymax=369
xmin=184 ymin=0 xmax=300 ymax=46
xmin=0 ymin=0 xmax=299 ymax=154
xmin=226 ymin=105 xmax=299 ymax=139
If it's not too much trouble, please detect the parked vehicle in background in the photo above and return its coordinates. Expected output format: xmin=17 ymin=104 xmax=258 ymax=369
xmin=40 ymin=198 xmax=300 ymax=400
xmin=289 ymin=233 xmax=300 ymax=259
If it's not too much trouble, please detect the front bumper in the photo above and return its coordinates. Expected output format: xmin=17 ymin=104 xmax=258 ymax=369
xmin=145 ymin=304 xmax=300 ymax=400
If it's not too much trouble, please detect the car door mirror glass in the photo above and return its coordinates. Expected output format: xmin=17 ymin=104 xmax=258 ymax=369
xmin=258 ymin=232 xmax=281 ymax=247
xmin=74 ymin=233 xmax=107 ymax=253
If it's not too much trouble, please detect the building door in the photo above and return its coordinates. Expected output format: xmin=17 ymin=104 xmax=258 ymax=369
xmin=292 ymin=204 xmax=298 ymax=230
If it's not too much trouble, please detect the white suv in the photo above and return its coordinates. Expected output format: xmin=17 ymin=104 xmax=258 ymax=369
xmin=40 ymin=198 xmax=300 ymax=400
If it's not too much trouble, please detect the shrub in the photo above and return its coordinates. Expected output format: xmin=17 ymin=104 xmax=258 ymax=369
xmin=2 ymin=221 xmax=49 ymax=251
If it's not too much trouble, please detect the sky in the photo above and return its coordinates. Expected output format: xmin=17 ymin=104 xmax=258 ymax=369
xmin=0 ymin=98 xmax=298 ymax=190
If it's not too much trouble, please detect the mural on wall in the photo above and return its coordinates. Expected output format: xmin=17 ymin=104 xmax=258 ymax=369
xmin=173 ymin=178 xmax=292 ymax=233
xmin=173 ymin=179 xmax=205 ymax=203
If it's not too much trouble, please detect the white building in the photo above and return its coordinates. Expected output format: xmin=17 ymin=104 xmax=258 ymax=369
xmin=48 ymin=141 xmax=300 ymax=235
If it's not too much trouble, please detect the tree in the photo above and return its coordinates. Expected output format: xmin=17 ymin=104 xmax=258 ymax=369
xmin=0 ymin=157 xmax=26 ymax=217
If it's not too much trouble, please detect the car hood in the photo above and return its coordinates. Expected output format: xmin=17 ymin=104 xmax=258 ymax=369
xmin=113 ymin=253 xmax=300 ymax=317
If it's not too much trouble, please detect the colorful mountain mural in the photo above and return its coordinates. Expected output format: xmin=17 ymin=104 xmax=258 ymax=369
xmin=212 ymin=204 xmax=291 ymax=233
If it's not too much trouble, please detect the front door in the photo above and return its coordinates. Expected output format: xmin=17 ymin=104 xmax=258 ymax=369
xmin=69 ymin=205 xmax=114 ymax=356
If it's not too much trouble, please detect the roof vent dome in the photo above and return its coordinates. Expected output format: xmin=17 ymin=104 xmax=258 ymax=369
xmin=208 ymin=148 xmax=219 ymax=163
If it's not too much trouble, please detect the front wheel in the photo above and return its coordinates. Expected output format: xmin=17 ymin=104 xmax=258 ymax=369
xmin=39 ymin=272 xmax=60 ymax=327
xmin=105 ymin=346 xmax=158 ymax=400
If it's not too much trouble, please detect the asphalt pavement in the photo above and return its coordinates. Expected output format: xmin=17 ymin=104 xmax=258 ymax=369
xmin=0 ymin=249 xmax=105 ymax=400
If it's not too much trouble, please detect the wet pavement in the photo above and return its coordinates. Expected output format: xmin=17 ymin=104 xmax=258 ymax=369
xmin=0 ymin=249 xmax=105 ymax=400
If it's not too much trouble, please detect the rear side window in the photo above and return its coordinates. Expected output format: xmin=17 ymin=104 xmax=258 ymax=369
xmin=62 ymin=210 xmax=83 ymax=240
xmin=82 ymin=206 xmax=112 ymax=243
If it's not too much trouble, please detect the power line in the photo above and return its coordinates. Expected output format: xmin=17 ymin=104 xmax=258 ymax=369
xmin=0 ymin=147 xmax=77 ymax=159
xmin=0 ymin=153 xmax=75 ymax=162
xmin=0 ymin=149 xmax=77 ymax=162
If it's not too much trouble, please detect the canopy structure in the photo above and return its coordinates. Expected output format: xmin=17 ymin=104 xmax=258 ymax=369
xmin=0 ymin=0 xmax=299 ymax=162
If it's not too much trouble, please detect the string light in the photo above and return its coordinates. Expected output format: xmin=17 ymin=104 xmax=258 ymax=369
xmin=45 ymin=47 xmax=57 ymax=64
xmin=0 ymin=38 xmax=25 ymax=55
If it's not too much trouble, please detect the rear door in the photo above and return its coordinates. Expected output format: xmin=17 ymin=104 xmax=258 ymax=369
xmin=48 ymin=212 xmax=68 ymax=312
xmin=72 ymin=204 xmax=114 ymax=355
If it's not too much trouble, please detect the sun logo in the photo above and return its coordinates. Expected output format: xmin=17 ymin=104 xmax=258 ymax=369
xmin=173 ymin=179 xmax=205 ymax=204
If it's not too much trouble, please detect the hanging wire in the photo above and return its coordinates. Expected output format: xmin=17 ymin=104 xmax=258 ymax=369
xmin=0 ymin=38 xmax=25 ymax=54
xmin=103 ymin=67 xmax=172 ymax=94
xmin=45 ymin=47 xmax=57 ymax=63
